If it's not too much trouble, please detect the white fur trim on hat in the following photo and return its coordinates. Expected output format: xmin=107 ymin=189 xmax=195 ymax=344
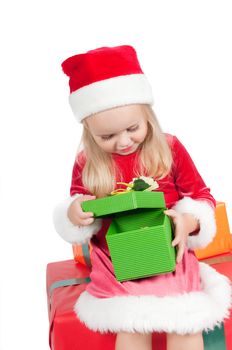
xmin=53 ymin=194 xmax=102 ymax=244
xmin=74 ymin=263 xmax=232 ymax=334
xmin=69 ymin=74 xmax=153 ymax=122
xmin=171 ymin=197 xmax=216 ymax=250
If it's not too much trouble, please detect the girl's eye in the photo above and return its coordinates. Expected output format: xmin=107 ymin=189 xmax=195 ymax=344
xmin=101 ymin=134 xmax=114 ymax=141
xmin=101 ymin=125 xmax=139 ymax=141
xmin=128 ymin=125 xmax=139 ymax=132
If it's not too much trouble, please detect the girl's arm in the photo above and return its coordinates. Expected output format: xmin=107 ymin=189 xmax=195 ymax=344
xmin=53 ymin=155 xmax=102 ymax=244
xmin=169 ymin=136 xmax=216 ymax=251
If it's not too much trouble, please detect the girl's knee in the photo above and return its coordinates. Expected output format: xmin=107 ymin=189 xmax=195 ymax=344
xmin=116 ymin=332 xmax=152 ymax=350
xmin=167 ymin=332 xmax=204 ymax=350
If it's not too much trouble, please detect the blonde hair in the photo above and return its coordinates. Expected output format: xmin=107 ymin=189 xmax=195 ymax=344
xmin=76 ymin=105 xmax=173 ymax=198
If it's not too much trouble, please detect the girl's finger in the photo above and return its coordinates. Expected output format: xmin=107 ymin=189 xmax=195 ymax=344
xmin=80 ymin=217 xmax=94 ymax=226
xmin=172 ymin=236 xmax=181 ymax=247
xmin=176 ymin=243 xmax=185 ymax=263
xmin=79 ymin=195 xmax=96 ymax=203
xmin=172 ymin=226 xmax=183 ymax=246
xmin=78 ymin=211 xmax=94 ymax=219
xmin=164 ymin=209 xmax=178 ymax=219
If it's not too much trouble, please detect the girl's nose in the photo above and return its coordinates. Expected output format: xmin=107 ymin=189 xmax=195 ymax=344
xmin=117 ymin=131 xmax=131 ymax=148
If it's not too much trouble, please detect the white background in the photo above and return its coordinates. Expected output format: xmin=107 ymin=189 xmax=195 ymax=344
xmin=0 ymin=1 xmax=231 ymax=349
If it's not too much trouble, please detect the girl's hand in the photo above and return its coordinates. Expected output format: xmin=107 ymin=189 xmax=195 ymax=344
xmin=164 ymin=209 xmax=200 ymax=263
xmin=67 ymin=195 xmax=96 ymax=226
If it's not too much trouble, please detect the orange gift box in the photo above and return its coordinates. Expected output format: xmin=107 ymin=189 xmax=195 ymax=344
xmin=72 ymin=242 xmax=92 ymax=266
xmin=195 ymin=202 xmax=232 ymax=259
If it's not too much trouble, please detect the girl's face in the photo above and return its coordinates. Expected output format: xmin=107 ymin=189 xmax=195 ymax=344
xmin=86 ymin=104 xmax=148 ymax=155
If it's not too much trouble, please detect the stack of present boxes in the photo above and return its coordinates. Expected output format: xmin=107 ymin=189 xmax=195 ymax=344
xmin=47 ymin=193 xmax=232 ymax=350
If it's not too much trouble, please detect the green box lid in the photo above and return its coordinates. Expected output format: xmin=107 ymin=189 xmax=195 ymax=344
xmin=81 ymin=191 xmax=166 ymax=217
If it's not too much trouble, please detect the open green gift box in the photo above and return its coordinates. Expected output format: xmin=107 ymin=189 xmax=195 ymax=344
xmin=81 ymin=191 xmax=176 ymax=282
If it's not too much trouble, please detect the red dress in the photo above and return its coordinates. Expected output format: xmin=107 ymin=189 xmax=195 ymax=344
xmin=54 ymin=134 xmax=231 ymax=334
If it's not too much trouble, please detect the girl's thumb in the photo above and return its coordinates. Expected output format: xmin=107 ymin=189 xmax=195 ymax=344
xmin=164 ymin=209 xmax=177 ymax=218
xmin=79 ymin=195 xmax=96 ymax=202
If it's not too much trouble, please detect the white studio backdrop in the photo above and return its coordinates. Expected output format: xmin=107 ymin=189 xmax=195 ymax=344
xmin=0 ymin=1 xmax=231 ymax=349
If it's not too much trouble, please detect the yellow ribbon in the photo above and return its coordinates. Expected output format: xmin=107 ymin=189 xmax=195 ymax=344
xmin=110 ymin=182 xmax=134 ymax=196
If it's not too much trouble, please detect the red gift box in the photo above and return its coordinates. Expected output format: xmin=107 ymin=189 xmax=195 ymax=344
xmin=46 ymin=254 xmax=232 ymax=350
xmin=46 ymin=260 xmax=166 ymax=349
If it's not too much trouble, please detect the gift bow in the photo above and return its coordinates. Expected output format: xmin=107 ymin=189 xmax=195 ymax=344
xmin=110 ymin=177 xmax=159 ymax=196
xmin=110 ymin=182 xmax=134 ymax=195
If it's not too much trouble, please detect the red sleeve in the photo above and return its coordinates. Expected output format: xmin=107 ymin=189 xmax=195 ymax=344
xmin=70 ymin=152 xmax=91 ymax=196
xmin=172 ymin=136 xmax=216 ymax=208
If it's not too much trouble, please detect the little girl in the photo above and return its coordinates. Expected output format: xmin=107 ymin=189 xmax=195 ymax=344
xmin=53 ymin=45 xmax=231 ymax=350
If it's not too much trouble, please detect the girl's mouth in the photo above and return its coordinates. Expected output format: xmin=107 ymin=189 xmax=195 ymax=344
xmin=119 ymin=145 xmax=134 ymax=153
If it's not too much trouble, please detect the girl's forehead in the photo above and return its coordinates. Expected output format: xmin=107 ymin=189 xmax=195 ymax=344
xmin=86 ymin=104 xmax=145 ymax=135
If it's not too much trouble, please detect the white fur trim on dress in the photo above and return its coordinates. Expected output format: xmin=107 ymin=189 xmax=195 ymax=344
xmin=172 ymin=197 xmax=216 ymax=250
xmin=69 ymin=74 xmax=154 ymax=122
xmin=74 ymin=263 xmax=232 ymax=334
xmin=53 ymin=194 xmax=102 ymax=244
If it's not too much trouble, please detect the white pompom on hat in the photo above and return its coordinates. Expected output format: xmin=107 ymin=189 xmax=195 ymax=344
xmin=61 ymin=45 xmax=154 ymax=122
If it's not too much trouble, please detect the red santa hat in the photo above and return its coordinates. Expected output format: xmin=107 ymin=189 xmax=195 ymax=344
xmin=61 ymin=45 xmax=154 ymax=122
